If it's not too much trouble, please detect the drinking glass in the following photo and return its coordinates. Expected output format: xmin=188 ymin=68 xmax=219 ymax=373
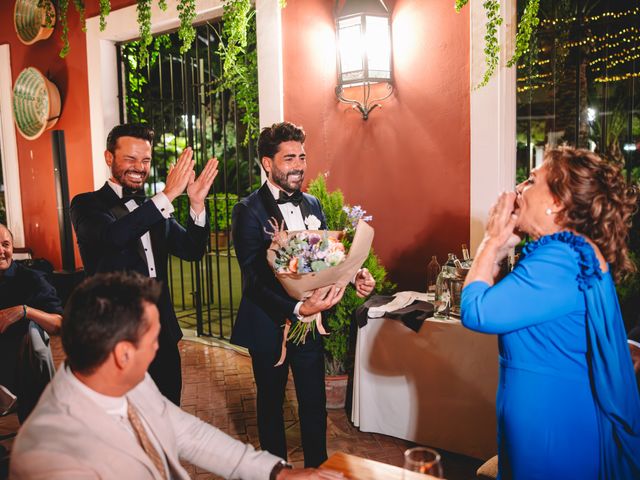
xmin=403 ymin=447 xmax=444 ymax=478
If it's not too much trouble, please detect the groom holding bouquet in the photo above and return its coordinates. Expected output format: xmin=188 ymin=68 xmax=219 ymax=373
xmin=231 ymin=122 xmax=375 ymax=467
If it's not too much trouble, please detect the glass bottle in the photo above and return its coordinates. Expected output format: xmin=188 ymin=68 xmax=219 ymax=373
xmin=434 ymin=267 xmax=450 ymax=319
xmin=434 ymin=255 xmax=456 ymax=319
xmin=461 ymin=243 xmax=471 ymax=266
xmin=426 ymin=256 xmax=440 ymax=294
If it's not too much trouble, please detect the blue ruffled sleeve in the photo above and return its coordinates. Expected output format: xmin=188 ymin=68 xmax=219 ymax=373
xmin=461 ymin=236 xmax=584 ymax=334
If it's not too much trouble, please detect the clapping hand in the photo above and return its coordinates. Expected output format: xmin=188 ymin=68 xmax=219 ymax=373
xmin=163 ymin=147 xmax=196 ymax=202
xmin=187 ymin=157 xmax=219 ymax=215
xmin=354 ymin=268 xmax=375 ymax=298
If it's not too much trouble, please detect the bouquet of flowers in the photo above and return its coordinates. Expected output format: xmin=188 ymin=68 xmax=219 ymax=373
xmin=272 ymin=231 xmax=347 ymax=275
xmin=266 ymin=218 xmax=374 ymax=365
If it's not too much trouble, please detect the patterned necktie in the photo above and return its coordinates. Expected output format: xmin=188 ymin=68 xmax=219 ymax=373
xmin=127 ymin=402 xmax=168 ymax=480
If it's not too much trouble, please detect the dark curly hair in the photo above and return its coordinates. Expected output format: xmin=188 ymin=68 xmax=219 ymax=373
xmin=257 ymin=122 xmax=305 ymax=164
xmin=544 ymin=146 xmax=638 ymax=282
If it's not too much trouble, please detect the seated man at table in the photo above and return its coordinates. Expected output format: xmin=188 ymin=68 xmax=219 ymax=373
xmin=10 ymin=272 xmax=343 ymax=480
xmin=0 ymin=223 xmax=62 ymax=422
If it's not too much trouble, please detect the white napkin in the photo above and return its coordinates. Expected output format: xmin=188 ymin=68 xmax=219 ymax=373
xmin=368 ymin=291 xmax=432 ymax=318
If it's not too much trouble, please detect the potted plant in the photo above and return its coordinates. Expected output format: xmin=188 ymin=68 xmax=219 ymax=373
xmin=208 ymin=193 xmax=238 ymax=250
xmin=307 ymin=175 xmax=395 ymax=409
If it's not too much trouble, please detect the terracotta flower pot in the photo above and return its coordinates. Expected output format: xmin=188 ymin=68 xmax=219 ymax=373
xmin=14 ymin=0 xmax=56 ymax=45
xmin=325 ymin=374 xmax=348 ymax=410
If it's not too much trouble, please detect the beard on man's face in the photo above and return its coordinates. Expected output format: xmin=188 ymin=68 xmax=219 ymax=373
xmin=271 ymin=167 xmax=304 ymax=194
xmin=111 ymin=162 xmax=149 ymax=191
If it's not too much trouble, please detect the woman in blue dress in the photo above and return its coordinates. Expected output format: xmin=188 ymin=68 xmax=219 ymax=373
xmin=461 ymin=147 xmax=640 ymax=479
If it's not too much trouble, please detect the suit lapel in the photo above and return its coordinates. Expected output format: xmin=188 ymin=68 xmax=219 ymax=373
xmin=299 ymin=196 xmax=311 ymax=226
xmin=258 ymin=182 xmax=287 ymax=230
xmin=52 ymin=370 xmax=162 ymax=479
xmin=101 ymin=183 xmax=149 ymax=269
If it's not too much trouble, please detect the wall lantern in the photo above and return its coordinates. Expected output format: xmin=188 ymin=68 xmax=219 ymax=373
xmin=335 ymin=0 xmax=393 ymax=120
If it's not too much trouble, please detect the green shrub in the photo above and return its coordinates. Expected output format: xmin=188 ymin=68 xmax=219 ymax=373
xmin=308 ymin=175 xmax=395 ymax=376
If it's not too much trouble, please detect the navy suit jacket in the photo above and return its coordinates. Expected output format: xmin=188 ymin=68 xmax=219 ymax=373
xmin=70 ymin=183 xmax=209 ymax=343
xmin=230 ymin=182 xmax=326 ymax=353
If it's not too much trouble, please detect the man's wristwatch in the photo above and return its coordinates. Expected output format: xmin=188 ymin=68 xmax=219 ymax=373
xmin=269 ymin=460 xmax=293 ymax=480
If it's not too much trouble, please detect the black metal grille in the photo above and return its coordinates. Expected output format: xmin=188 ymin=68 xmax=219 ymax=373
xmin=117 ymin=21 xmax=260 ymax=340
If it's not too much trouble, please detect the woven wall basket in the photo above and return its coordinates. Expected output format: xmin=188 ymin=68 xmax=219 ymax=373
xmin=12 ymin=67 xmax=61 ymax=140
xmin=14 ymin=0 xmax=56 ymax=45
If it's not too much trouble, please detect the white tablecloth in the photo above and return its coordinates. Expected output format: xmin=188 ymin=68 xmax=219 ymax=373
xmin=351 ymin=316 xmax=499 ymax=460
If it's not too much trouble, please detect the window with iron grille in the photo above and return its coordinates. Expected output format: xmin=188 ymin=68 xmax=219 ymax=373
xmin=118 ymin=20 xmax=260 ymax=341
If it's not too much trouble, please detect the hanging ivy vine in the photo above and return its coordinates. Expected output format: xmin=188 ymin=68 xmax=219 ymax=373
xmin=455 ymin=0 xmax=541 ymax=88
xmin=55 ymin=0 xmax=196 ymax=63
xmin=216 ymin=0 xmax=259 ymax=145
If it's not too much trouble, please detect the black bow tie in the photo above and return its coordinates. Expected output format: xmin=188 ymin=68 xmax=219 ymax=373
xmin=276 ymin=190 xmax=303 ymax=207
xmin=122 ymin=187 xmax=146 ymax=205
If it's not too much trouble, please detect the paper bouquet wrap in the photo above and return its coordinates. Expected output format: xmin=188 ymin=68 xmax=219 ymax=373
xmin=266 ymin=219 xmax=374 ymax=365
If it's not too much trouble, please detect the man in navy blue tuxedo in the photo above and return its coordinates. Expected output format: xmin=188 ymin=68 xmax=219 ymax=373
xmin=231 ymin=122 xmax=375 ymax=467
xmin=70 ymin=124 xmax=218 ymax=405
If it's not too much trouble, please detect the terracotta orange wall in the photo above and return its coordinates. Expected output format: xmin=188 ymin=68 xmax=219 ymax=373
xmin=0 ymin=0 xmax=136 ymax=269
xmin=282 ymin=0 xmax=470 ymax=290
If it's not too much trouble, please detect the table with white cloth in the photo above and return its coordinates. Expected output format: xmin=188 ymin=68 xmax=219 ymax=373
xmin=351 ymin=311 xmax=499 ymax=460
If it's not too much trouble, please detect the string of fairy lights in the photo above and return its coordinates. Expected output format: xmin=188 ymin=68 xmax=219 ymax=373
xmin=517 ymin=5 xmax=640 ymax=91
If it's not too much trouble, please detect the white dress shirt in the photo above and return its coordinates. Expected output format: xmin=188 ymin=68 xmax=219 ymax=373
xmin=108 ymin=181 xmax=206 ymax=278
xmin=266 ymin=180 xmax=310 ymax=316
xmin=265 ymin=180 xmax=308 ymax=231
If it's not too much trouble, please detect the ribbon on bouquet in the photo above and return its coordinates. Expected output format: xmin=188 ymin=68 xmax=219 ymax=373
xmin=274 ymin=313 xmax=329 ymax=367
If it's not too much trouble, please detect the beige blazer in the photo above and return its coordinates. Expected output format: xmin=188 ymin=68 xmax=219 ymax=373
xmin=10 ymin=369 xmax=281 ymax=479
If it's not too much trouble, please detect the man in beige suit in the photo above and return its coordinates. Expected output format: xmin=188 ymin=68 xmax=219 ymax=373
xmin=10 ymin=272 xmax=342 ymax=480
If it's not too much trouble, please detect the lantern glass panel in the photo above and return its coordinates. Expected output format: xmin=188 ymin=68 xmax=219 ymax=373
xmin=365 ymin=15 xmax=391 ymax=80
xmin=338 ymin=16 xmax=365 ymax=83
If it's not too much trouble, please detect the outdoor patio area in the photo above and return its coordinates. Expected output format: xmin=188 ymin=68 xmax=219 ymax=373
xmin=1 ymin=335 xmax=484 ymax=480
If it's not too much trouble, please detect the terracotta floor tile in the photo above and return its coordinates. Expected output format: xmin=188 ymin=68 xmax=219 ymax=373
xmin=0 ymin=337 xmax=482 ymax=480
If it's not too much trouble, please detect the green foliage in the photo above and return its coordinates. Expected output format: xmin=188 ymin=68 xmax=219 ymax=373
xmin=209 ymin=193 xmax=239 ymax=231
xmin=478 ymin=0 xmax=502 ymax=89
xmin=171 ymin=193 xmax=238 ymax=231
xmin=454 ymin=0 xmax=469 ymax=11
xmin=136 ymin=0 xmax=153 ymax=65
xmin=216 ymin=0 xmax=259 ymax=145
xmin=56 ymin=0 xmax=196 ymax=60
xmin=72 ymin=0 xmax=86 ymax=32
xmin=58 ymin=0 xmax=70 ymax=58
xmin=177 ymin=0 xmax=196 ymax=55
xmin=506 ymin=0 xmax=539 ymax=68
xmin=456 ymin=0 xmax=542 ymax=88
xmin=308 ymin=174 xmax=395 ymax=376
xmin=99 ymin=0 xmax=111 ymax=31
xmin=307 ymin=175 xmax=348 ymax=231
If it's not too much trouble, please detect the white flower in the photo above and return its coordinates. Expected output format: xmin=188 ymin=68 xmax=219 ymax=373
xmin=305 ymin=214 xmax=321 ymax=230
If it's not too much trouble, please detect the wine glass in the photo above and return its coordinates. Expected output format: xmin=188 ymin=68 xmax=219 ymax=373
xmin=403 ymin=447 xmax=444 ymax=478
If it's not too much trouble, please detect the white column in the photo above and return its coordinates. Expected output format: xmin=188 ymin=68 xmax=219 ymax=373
xmin=256 ymin=0 xmax=284 ymax=128
xmin=469 ymin=0 xmax=517 ymax=254
xmin=0 ymin=45 xmax=25 ymax=246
